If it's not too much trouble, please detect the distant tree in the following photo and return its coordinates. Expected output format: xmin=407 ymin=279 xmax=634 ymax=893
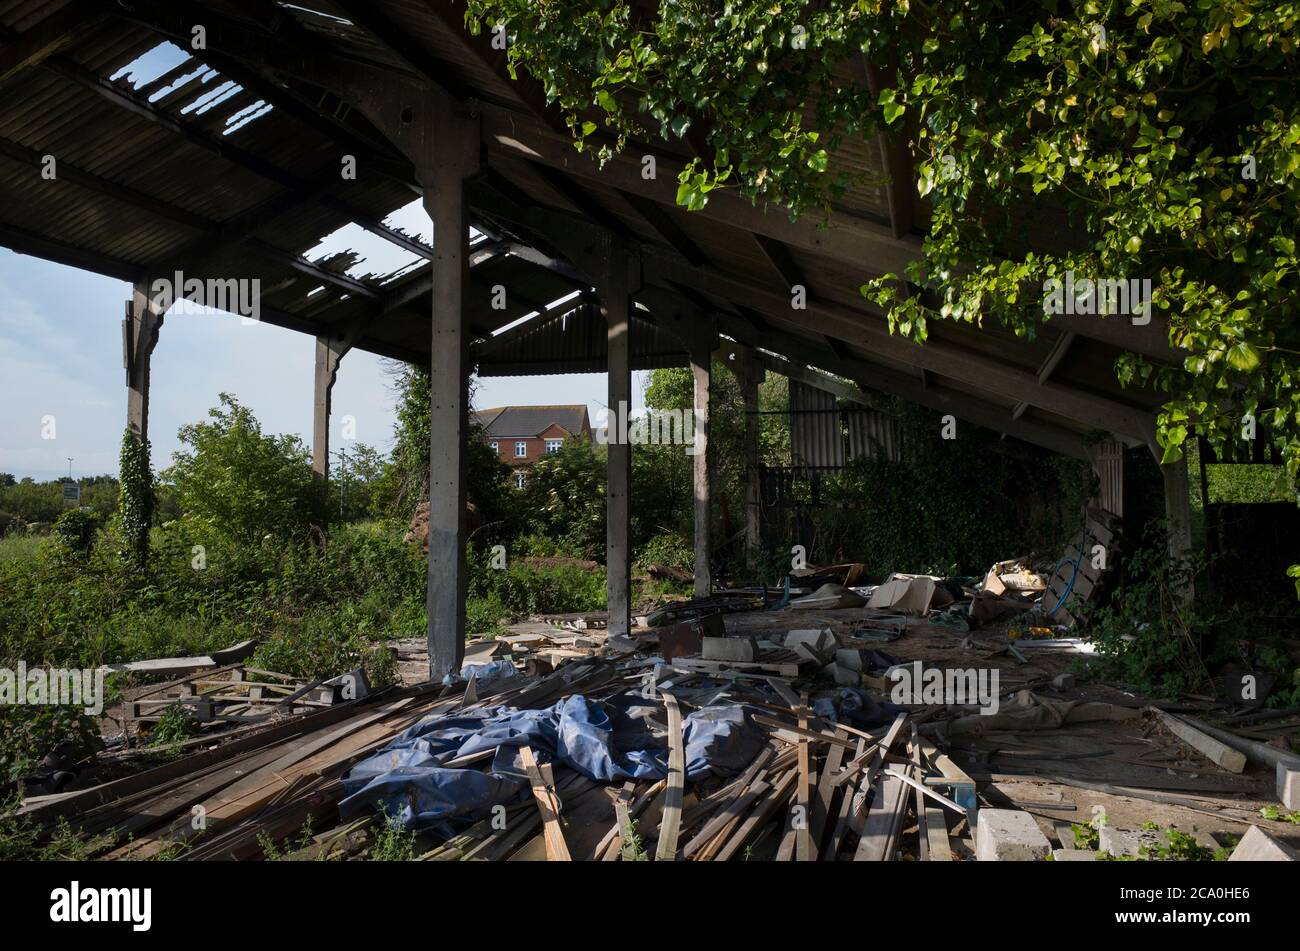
xmin=165 ymin=394 xmax=320 ymax=545
xmin=382 ymin=362 xmax=515 ymax=536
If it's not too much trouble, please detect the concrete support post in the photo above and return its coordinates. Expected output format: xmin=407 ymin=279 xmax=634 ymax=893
xmin=125 ymin=280 xmax=165 ymax=445
xmin=421 ymin=134 xmax=476 ymax=681
xmin=1162 ymin=455 xmax=1194 ymax=566
xmin=601 ymin=241 xmax=634 ymax=637
xmin=741 ymin=353 xmax=762 ymax=558
xmin=312 ymin=336 xmax=348 ymax=500
xmin=690 ymin=346 xmax=711 ymax=598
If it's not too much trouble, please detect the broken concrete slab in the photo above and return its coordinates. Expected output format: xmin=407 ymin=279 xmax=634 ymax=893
xmin=1051 ymin=848 xmax=1097 ymax=861
xmin=1099 ymin=825 xmax=1161 ymax=858
xmin=975 ymin=809 xmax=1052 ymax=861
xmin=820 ymin=662 xmax=861 ymax=686
xmin=1278 ymin=763 xmax=1299 ymax=811
xmin=1227 ymin=824 xmax=1298 ymax=861
xmin=784 ymin=628 xmax=837 ymax=653
xmin=867 ymin=575 xmax=937 ymax=615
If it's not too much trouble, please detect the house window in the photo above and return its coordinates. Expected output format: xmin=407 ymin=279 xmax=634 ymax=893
xmin=515 ymin=472 xmax=526 ymax=489
xmin=545 ymin=439 xmax=562 ymax=454
xmin=489 ymin=441 xmax=498 ymax=454
xmin=515 ymin=441 xmax=527 ymax=458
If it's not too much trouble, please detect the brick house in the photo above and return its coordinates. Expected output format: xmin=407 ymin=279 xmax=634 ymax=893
xmin=473 ymin=405 xmax=592 ymax=488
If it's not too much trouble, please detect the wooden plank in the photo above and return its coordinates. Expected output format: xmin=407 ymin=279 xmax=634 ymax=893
xmin=518 ymin=744 xmax=572 ymax=860
xmin=911 ymin=731 xmax=928 ymax=862
xmin=715 ymin=768 xmax=797 ymax=861
xmin=654 ymin=691 xmax=686 ymax=860
xmin=752 ymin=714 xmax=858 ymax=750
xmin=853 ymin=772 xmax=907 ymax=861
xmin=1149 ymin=707 xmax=1247 ymax=773
xmin=795 ymin=700 xmax=815 ymax=861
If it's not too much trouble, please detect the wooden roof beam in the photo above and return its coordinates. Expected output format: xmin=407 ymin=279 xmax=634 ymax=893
xmin=642 ymin=250 xmax=1154 ymax=440
xmin=709 ymin=309 xmax=1090 ymax=459
xmin=479 ymin=106 xmax=921 ymax=278
xmin=0 ymin=0 xmax=106 ymax=83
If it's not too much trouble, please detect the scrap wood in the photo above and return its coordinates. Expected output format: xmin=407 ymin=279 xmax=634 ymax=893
xmin=794 ymin=698 xmax=816 ymax=861
xmin=824 ymin=738 xmax=867 ymax=859
xmin=1148 ymin=707 xmax=1247 ymax=773
xmin=911 ymin=731 xmax=929 ymax=862
xmin=714 ymin=767 xmax=798 ymax=861
xmin=108 ymin=697 xmax=428 ymax=858
xmin=751 ymin=714 xmax=858 ymax=751
xmin=853 ymin=770 xmax=908 ymax=861
xmin=884 ymin=768 xmax=966 ymax=814
xmin=654 ymin=691 xmax=686 ymax=861
xmin=519 ymin=744 xmax=572 ymax=861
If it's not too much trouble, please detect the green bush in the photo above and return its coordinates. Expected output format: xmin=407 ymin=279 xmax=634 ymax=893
xmin=0 ymin=704 xmax=103 ymax=787
xmin=52 ymin=508 xmax=100 ymax=558
xmin=251 ymin=606 xmax=397 ymax=688
xmin=165 ymin=393 xmax=321 ymax=545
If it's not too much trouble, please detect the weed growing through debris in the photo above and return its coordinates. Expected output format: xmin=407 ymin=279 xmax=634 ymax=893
xmin=0 ymin=796 xmax=113 ymax=861
xmin=1072 ymin=821 xmax=1100 ymax=850
xmin=258 ymin=818 xmax=314 ymax=861
xmin=369 ymin=816 xmax=417 ymax=861
xmin=1085 ymin=526 xmax=1298 ymax=702
xmin=149 ymin=704 xmax=193 ymax=751
xmin=618 ymin=816 xmax=648 ymax=861
xmin=1259 ymin=805 xmax=1300 ymax=825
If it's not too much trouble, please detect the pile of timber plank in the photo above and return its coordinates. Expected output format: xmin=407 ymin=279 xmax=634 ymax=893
xmin=18 ymin=647 xmax=985 ymax=861
xmin=123 ymin=664 xmax=359 ymax=728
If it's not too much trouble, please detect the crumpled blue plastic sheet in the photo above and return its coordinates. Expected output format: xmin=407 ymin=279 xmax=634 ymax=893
xmin=812 ymin=687 xmax=904 ymax=731
xmin=339 ymin=694 xmax=766 ymax=835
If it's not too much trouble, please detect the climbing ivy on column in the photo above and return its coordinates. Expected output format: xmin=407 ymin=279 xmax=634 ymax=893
xmin=119 ymin=426 xmax=154 ymax=571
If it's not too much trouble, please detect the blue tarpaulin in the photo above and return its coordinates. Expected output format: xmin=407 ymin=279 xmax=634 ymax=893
xmin=339 ymin=694 xmax=766 ymax=835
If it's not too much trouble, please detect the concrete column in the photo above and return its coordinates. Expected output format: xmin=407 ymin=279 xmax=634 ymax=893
xmin=1162 ymin=455 xmax=1193 ymax=563
xmin=601 ymin=240 xmax=633 ymax=637
xmin=125 ymin=280 xmax=165 ymax=444
xmin=741 ymin=353 xmax=762 ymax=557
xmin=312 ymin=337 xmax=347 ymax=485
xmin=418 ymin=106 xmax=477 ymax=681
xmin=691 ymin=346 xmax=711 ymax=598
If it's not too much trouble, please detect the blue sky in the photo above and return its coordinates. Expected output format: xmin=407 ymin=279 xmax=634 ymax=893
xmin=0 ymin=40 xmax=646 ymax=482
xmin=0 ymin=245 xmax=645 ymax=482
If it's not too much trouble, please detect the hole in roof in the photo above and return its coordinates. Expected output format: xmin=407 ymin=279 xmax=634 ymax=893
xmin=149 ymin=64 xmax=215 ymax=103
xmin=224 ymin=100 xmax=274 ymax=135
xmin=110 ymin=42 xmax=190 ymax=89
xmin=182 ymin=79 xmax=241 ymax=115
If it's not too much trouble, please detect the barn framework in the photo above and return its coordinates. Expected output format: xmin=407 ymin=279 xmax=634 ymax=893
xmin=0 ymin=0 xmax=1189 ymax=677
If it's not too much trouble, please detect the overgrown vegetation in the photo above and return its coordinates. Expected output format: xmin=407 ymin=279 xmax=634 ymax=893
xmin=464 ymin=0 xmax=1300 ymax=586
